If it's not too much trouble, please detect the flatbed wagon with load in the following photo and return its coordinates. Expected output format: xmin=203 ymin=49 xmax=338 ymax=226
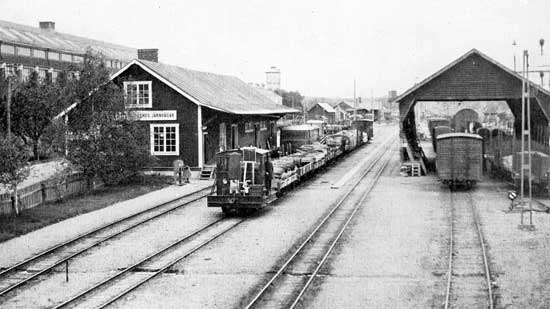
xmin=207 ymin=128 xmax=368 ymax=215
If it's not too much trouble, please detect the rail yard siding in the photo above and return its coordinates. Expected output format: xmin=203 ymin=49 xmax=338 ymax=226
xmin=113 ymin=64 xmax=199 ymax=167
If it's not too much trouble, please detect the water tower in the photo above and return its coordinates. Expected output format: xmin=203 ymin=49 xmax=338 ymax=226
xmin=266 ymin=66 xmax=281 ymax=90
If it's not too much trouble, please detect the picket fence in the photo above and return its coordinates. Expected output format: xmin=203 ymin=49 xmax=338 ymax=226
xmin=0 ymin=174 xmax=103 ymax=216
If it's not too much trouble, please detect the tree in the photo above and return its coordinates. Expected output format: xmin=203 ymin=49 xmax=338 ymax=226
xmin=9 ymin=72 xmax=63 ymax=160
xmin=66 ymin=51 xmax=156 ymax=186
xmin=0 ymin=136 xmax=30 ymax=215
xmin=274 ymin=89 xmax=304 ymax=111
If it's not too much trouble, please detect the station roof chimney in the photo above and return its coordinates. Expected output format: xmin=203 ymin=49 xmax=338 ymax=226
xmin=39 ymin=21 xmax=55 ymax=32
xmin=138 ymin=49 xmax=159 ymax=63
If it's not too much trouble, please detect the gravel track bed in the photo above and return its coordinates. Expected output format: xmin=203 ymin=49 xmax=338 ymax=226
xmin=303 ymin=152 xmax=450 ymax=308
xmin=103 ymin=125 xmax=398 ymax=308
xmin=1 ymin=197 xmax=219 ymax=308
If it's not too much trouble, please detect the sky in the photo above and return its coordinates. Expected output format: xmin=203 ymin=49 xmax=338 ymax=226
xmin=1 ymin=0 xmax=549 ymax=98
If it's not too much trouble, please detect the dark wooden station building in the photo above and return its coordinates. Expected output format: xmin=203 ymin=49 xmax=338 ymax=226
xmin=394 ymin=49 xmax=550 ymax=174
xmin=111 ymin=51 xmax=298 ymax=169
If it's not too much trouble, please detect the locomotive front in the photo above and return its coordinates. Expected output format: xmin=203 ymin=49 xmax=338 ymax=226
xmin=207 ymin=147 xmax=271 ymax=214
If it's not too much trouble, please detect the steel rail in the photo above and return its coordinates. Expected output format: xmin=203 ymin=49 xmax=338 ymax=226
xmin=244 ymin=137 xmax=397 ymax=309
xmin=0 ymin=186 xmax=212 ymax=298
xmin=444 ymin=191 xmax=455 ymax=309
xmin=54 ymin=217 xmax=244 ymax=309
xmin=95 ymin=219 xmax=245 ymax=309
xmin=470 ymin=195 xmax=494 ymax=309
xmin=288 ymin=143 xmax=394 ymax=309
xmin=443 ymin=192 xmax=494 ymax=309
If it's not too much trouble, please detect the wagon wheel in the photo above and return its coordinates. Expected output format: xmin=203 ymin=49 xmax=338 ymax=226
xmin=221 ymin=207 xmax=231 ymax=216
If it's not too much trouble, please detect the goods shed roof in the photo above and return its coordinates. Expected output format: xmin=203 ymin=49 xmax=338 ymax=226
xmin=394 ymin=48 xmax=550 ymax=161
xmin=0 ymin=19 xmax=136 ymax=60
xmin=113 ymin=59 xmax=299 ymax=115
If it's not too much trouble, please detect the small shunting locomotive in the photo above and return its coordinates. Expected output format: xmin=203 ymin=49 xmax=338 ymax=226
xmin=207 ymin=147 xmax=275 ymax=214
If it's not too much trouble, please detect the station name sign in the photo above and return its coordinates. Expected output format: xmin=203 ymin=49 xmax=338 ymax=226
xmin=127 ymin=110 xmax=177 ymax=121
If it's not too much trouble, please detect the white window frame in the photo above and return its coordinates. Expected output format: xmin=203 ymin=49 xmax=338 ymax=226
xmin=150 ymin=123 xmax=179 ymax=156
xmin=124 ymin=81 xmax=153 ymax=108
xmin=259 ymin=121 xmax=267 ymax=131
xmin=244 ymin=121 xmax=254 ymax=133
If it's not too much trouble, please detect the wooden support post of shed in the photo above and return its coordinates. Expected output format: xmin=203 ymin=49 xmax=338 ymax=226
xmin=197 ymin=105 xmax=204 ymax=168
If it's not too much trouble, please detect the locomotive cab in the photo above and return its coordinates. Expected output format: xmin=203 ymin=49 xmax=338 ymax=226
xmin=208 ymin=147 xmax=273 ymax=214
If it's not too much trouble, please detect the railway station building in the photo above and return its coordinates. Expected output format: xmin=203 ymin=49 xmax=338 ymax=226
xmin=110 ymin=51 xmax=298 ymax=169
xmin=394 ymin=48 xmax=550 ymax=175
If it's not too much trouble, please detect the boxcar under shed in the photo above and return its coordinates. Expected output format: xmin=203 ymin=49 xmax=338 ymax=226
xmin=436 ymin=132 xmax=483 ymax=188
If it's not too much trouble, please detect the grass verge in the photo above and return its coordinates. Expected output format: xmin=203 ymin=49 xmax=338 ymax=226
xmin=0 ymin=175 xmax=173 ymax=243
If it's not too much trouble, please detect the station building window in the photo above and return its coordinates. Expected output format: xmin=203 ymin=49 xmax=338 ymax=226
xmin=1 ymin=44 xmax=15 ymax=55
xmin=150 ymin=123 xmax=179 ymax=155
xmin=33 ymin=49 xmax=46 ymax=59
xmin=124 ymin=81 xmax=152 ymax=108
xmin=16 ymin=46 xmax=31 ymax=57
xmin=260 ymin=121 xmax=267 ymax=131
xmin=244 ymin=121 xmax=254 ymax=133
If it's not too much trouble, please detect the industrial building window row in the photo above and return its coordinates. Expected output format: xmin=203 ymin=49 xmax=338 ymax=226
xmin=2 ymin=63 xmax=64 ymax=82
xmin=0 ymin=42 xmax=123 ymax=68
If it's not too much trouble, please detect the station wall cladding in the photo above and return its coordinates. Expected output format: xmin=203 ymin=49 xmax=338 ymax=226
xmin=201 ymin=107 xmax=276 ymax=164
xmin=113 ymin=64 xmax=199 ymax=167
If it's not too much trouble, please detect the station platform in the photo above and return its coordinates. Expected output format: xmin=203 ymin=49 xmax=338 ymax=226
xmin=0 ymin=180 xmax=213 ymax=269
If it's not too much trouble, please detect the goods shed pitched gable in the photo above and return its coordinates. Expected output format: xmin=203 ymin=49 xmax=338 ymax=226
xmin=111 ymin=59 xmax=299 ymax=115
xmin=395 ymin=49 xmax=550 ymax=121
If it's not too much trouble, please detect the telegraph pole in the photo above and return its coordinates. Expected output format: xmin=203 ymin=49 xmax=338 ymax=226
xmin=353 ymin=78 xmax=357 ymax=120
xmin=6 ymin=76 xmax=11 ymax=138
xmin=520 ymin=49 xmax=534 ymax=230
xmin=513 ymin=40 xmax=517 ymax=72
xmin=1 ymin=64 xmax=13 ymax=138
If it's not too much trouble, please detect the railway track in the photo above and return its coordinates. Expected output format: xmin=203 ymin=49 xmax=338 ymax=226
xmin=244 ymin=137 xmax=397 ymax=309
xmin=0 ymin=186 xmax=212 ymax=300
xmin=444 ymin=191 xmax=494 ymax=308
xmin=53 ymin=217 xmax=244 ymax=308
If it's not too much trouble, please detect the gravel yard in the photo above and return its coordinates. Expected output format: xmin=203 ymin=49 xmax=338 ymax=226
xmin=302 ymin=154 xmax=450 ymax=308
xmin=105 ymin=125 xmax=398 ymax=308
xmin=7 ymin=124 xmax=550 ymax=308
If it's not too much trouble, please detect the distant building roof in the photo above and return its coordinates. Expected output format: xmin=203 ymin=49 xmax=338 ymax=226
xmin=250 ymin=85 xmax=283 ymax=105
xmin=311 ymin=102 xmax=336 ymax=113
xmin=0 ymin=19 xmax=136 ymax=60
xmin=336 ymin=101 xmax=354 ymax=111
xmin=112 ymin=59 xmax=299 ymax=115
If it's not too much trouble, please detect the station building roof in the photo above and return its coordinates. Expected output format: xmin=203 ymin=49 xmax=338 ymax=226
xmin=0 ymin=19 xmax=136 ymax=61
xmin=112 ymin=59 xmax=300 ymax=115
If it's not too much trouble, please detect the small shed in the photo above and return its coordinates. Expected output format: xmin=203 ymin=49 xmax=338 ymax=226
xmin=307 ymin=102 xmax=336 ymax=124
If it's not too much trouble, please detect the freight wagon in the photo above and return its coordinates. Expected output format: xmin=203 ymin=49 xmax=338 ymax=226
xmin=207 ymin=129 xmax=366 ymax=215
xmin=351 ymin=119 xmax=374 ymax=142
xmin=280 ymin=125 xmax=320 ymax=155
xmin=432 ymin=126 xmax=453 ymax=151
xmin=436 ymin=133 xmax=483 ymax=188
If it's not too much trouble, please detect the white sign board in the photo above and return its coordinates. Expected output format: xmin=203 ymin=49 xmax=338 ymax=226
xmin=129 ymin=110 xmax=177 ymax=121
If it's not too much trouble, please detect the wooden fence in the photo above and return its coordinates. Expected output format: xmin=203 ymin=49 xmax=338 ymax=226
xmin=0 ymin=174 xmax=103 ymax=216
